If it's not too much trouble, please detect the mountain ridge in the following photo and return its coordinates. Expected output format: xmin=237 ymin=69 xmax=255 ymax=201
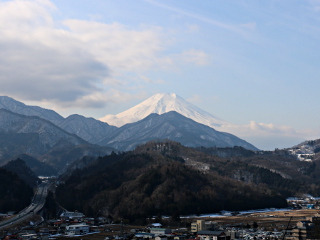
xmin=0 ymin=108 xmax=87 ymax=145
xmin=0 ymin=96 xmax=64 ymax=125
xmin=59 ymin=114 xmax=117 ymax=144
xmin=98 ymin=111 xmax=258 ymax=151
xmin=0 ymin=109 xmax=115 ymax=173
xmin=0 ymin=95 xmax=258 ymax=152
xmin=0 ymin=96 xmax=117 ymax=144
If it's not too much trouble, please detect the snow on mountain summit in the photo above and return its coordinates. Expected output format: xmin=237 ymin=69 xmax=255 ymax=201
xmin=99 ymin=93 xmax=228 ymax=128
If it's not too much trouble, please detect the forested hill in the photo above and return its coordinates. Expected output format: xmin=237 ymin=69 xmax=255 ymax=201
xmin=56 ymin=141 xmax=290 ymax=223
xmin=0 ymin=168 xmax=33 ymax=213
xmin=2 ymin=158 xmax=39 ymax=187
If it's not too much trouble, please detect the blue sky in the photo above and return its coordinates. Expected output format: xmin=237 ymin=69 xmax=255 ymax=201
xmin=1 ymin=0 xmax=320 ymax=150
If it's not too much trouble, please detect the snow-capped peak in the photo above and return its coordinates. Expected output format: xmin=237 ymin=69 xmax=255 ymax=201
xmin=99 ymin=93 xmax=228 ymax=128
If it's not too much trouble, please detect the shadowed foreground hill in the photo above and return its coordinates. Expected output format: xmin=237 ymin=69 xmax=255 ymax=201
xmin=56 ymin=143 xmax=287 ymax=222
xmin=2 ymin=158 xmax=39 ymax=187
xmin=13 ymin=154 xmax=58 ymax=176
xmin=0 ymin=168 xmax=33 ymax=213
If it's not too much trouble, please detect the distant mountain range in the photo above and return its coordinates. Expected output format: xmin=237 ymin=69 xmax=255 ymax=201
xmin=0 ymin=94 xmax=261 ymax=172
xmin=0 ymin=96 xmax=116 ymax=144
xmin=0 ymin=108 xmax=114 ymax=172
xmin=0 ymin=108 xmax=85 ymax=159
xmin=0 ymin=96 xmax=64 ymax=125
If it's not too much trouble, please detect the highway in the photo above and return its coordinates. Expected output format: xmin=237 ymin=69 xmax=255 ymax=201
xmin=0 ymin=182 xmax=48 ymax=230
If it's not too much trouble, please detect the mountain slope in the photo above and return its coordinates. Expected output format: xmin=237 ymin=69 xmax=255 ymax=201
xmin=2 ymin=159 xmax=39 ymax=187
xmin=0 ymin=109 xmax=116 ymax=172
xmin=12 ymin=154 xmax=58 ymax=176
xmin=98 ymin=111 xmax=258 ymax=151
xmin=39 ymin=144 xmax=115 ymax=173
xmin=0 ymin=96 xmax=117 ymax=144
xmin=0 ymin=109 xmax=86 ymax=163
xmin=0 ymin=96 xmax=64 ymax=125
xmin=0 ymin=109 xmax=86 ymax=146
xmin=58 ymin=114 xmax=117 ymax=144
xmin=100 ymin=93 xmax=227 ymax=128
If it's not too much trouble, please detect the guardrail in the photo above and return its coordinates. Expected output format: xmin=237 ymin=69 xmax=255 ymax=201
xmin=0 ymin=183 xmax=48 ymax=230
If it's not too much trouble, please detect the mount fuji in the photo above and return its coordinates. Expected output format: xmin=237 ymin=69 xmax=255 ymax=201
xmin=100 ymin=93 xmax=228 ymax=128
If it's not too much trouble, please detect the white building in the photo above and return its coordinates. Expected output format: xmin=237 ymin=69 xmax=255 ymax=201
xmin=65 ymin=224 xmax=90 ymax=235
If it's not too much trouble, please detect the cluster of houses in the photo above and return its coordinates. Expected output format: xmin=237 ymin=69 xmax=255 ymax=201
xmin=106 ymin=220 xmax=287 ymax=240
xmin=4 ymin=210 xmax=320 ymax=240
xmin=115 ymin=216 xmax=320 ymax=240
xmin=0 ymin=214 xmax=244 ymax=240
xmin=287 ymin=195 xmax=320 ymax=210
xmin=116 ymin=221 xmax=233 ymax=240
xmin=1 ymin=211 xmax=98 ymax=239
xmin=189 ymin=218 xmax=320 ymax=240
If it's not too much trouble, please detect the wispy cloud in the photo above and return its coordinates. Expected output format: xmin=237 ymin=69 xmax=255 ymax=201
xmin=220 ymin=121 xmax=301 ymax=138
xmin=218 ymin=121 xmax=320 ymax=150
xmin=144 ymin=0 xmax=252 ymax=35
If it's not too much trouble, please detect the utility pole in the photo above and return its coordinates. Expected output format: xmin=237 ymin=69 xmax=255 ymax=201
xmin=282 ymin=216 xmax=292 ymax=240
xmin=120 ymin=219 xmax=124 ymax=240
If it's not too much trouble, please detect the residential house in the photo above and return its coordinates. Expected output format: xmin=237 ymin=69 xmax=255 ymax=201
xmin=225 ymin=230 xmax=240 ymax=240
xmin=191 ymin=220 xmax=218 ymax=233
xmin=151 ymin=223 xmax=162 ymax=228
xmin=197 ymin=230 xmax=226 ymax=240
xmin=155 ymin=236 xmax=168 ymax=240
xmin=174 ymin=235 xmax=187 ymax=240
xmin=65 ymin=224 xmax=90 ymax=235
xmin=150 ymin=228 xmax=172 ymax=235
